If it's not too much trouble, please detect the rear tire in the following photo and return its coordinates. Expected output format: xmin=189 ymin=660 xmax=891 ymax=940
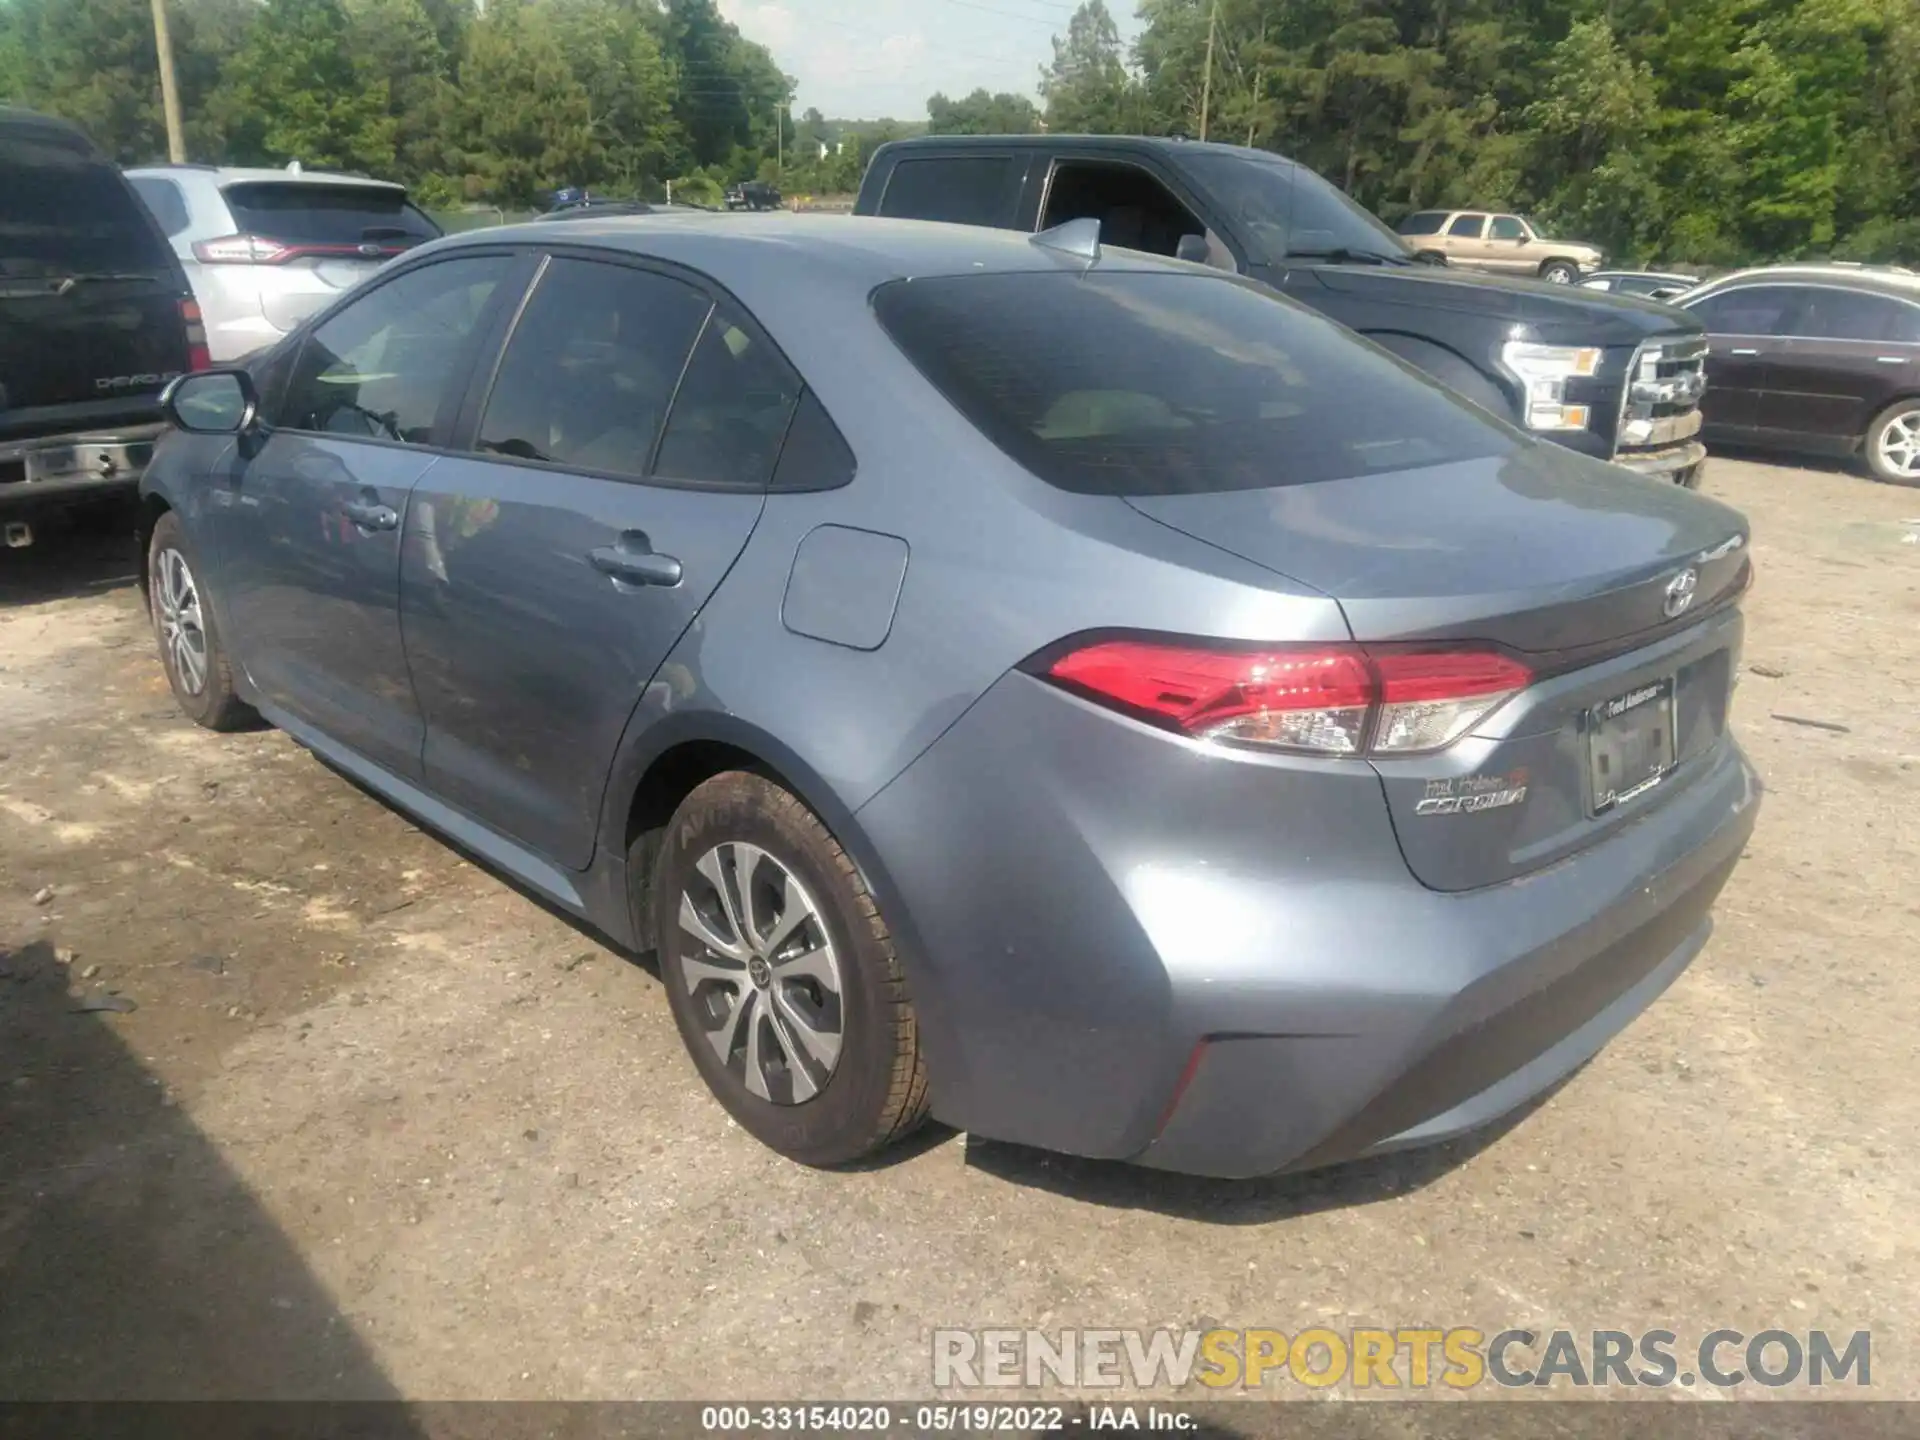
xmin=147 ymin=511 xmax=256 ymax=731
xmin=1864 ymin=398 xmax=1920 ymax=486
xmin=650 ymin=772 xmax=929 ymax=1166
xmin=1539 ymin=259 xmax=1580 ymax=284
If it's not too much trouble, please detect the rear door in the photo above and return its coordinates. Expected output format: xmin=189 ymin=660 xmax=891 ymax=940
xmin=215 ymin=180 xmax=442 ymax=333
xmin=0 ymin=119 xmax=188 ymax=439
xmin=1759 ymin=286 xmax=1920 ymax=451
xmin=209 ymin=252 xmax=521 ymax=778
xmin=401 ymin=253 xmax=788 ymax=869
xmin=1439 ymin=212 xmax=1489 ymax=268
xmin=1679 ymin=284 xmax=1798 ymax=438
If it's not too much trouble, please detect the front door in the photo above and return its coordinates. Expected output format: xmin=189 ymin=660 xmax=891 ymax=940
xmin=401 ymin=255 xmax=793 ymax=869
xmin=1484 ymin=215 xmax=1532 ymax=273
xmin=1681 ymin=284 xmax=1798 ymax=440
xmin=209 ymin=253 xmax=518 ymax=777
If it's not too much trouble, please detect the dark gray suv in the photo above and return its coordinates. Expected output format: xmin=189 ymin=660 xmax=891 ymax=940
xmin=141 ymin=215 xmax=1760 ymax=1178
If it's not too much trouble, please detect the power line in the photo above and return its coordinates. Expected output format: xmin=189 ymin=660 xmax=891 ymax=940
xmin=932 ymin=0 xmax=1063 ymax=29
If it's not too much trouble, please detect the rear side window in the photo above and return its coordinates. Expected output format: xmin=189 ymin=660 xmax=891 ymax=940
xmin=1396 ymin=211 xmax=1446 ymax=235
xmin=654 ymin=306 xmax=801 ymax=489
xmin=1447 ymin=214 xmax=1486 ymax=237
xmin=1789 ymin=288 xmax=1920 ymax=343
xmin=873 ymin=271 xmax=1510 ymax=495
xmin=219 ymin=182 xmax=441 ymax=247
xmin=877 ymin=157 xmax=1015 ymax=227
xmin=130 ymin=176 xmax=191 ymax=237
xmin=0 ymin=129 xmax=175 ymax=278
xmin=476 ymin=258 xmax=711 ymax=480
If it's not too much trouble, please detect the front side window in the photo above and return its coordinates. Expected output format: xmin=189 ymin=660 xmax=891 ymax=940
xmin=1685 ymin=286 xmax=1796 ymax=336
xmin=1447 ymin=213 xmax=1488 ymax=238
xmin=873 ymin=270 xmax=1510 ymax=496
xmin=280 ymin=255 xmax=509 ymax=444
xmin=475 ymin=258 xmax=711 ymax=479
xmin=1488 ymin=216 xmax=1527 ymax=241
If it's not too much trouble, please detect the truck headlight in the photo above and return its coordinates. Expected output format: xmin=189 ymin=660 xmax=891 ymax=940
xmin=1502 ymin=341 xmax=1602 ymax=431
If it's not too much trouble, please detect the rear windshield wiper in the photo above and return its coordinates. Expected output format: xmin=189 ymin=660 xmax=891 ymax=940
xmin=1283 ymin=247 xmax=1411 ymax=267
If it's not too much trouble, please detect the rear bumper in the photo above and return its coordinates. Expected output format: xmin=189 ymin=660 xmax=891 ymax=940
xmin=855 ymin=672 xmax=1760 ymax=1179
xmin=0 ymin=424 xmax=166 ymax=507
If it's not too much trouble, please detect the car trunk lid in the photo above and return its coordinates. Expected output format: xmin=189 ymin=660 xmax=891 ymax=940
xmin=1125 ymin=447 xmax=1751 ymax=891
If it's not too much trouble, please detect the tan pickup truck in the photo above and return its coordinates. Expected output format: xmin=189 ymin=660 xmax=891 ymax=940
xmin=1394 ymin=210 xmax=1603 ymax=285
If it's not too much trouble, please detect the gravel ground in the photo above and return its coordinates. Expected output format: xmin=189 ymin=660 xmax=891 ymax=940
xmin=0 ymin=458 xmax=1915 ymax=1408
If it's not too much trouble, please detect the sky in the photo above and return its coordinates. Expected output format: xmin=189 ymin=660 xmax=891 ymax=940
xmin=716 ymin=0 xmax=1144 ymax=122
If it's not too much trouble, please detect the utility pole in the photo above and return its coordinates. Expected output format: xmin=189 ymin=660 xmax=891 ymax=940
xmin=150 ymin=0 xmax=186 ymax=162
xmin=1198 ymin=0 xmax=1218 ymax=143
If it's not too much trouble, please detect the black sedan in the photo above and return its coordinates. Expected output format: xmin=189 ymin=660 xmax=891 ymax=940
xmin=1677 ymin=265 xmax=1920 ymax=485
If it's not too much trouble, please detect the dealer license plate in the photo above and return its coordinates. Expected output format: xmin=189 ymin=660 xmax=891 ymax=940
xmin=1587 ymin=678 xmax=1677 ymax=814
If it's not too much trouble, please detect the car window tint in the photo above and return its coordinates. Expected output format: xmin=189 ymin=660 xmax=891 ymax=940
xmin=281 ymin=256 xmax=508 ymax=444
xmin=1488 ymin=216 xmax=1526 ymax=240
xmin=877 ymin=157 xmax=1013 ymax=226
xmin=1686 ymin=286 xmax=1794 ymax=335
xmin=0 ymin=129 xmax=175 ymax=277
xmin=476 ymin=258 xmax=710 ymax=479
xmin=219 ymin=182 xmax=441 ymax=246
xmin=1447 ymin=213 xmax=1486 ymax=237
xmin=130 ymin=176 xmax=191 ymax=237
xmin=873 ymin=271 xmax=1511 ymax=496
xmin=654 ymin=306 xmax=801 ymax=489
xmin=1791 ymin=288 xmax=1914 ymax=342
xmin=769 ymin=389 xmax=857 ymax=492
xmin=1396 ymin=212 xmax=1445 ymax=235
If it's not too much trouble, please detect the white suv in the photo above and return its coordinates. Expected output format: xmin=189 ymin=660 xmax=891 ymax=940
xmin=125 ymin=163 xmax=442 ymax=362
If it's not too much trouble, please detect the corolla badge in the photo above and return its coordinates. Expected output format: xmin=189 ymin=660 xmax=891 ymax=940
xmin=1663 ymin=567 xmax=1699 ymax=618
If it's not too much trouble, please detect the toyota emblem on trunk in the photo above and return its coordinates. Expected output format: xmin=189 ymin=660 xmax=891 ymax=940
xmin=1663 ymin=567 xmax=1699 ymax=618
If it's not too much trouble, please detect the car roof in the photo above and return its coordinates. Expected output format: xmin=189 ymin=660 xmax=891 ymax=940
xmin=1694 ymin=263 xmax=1920 ymax=296
xmin=440 ymin=211 xmax=1198 ymax=289
xmin=1594 ymin=269 xmax=1698 ymax=280
xmin=126 ymin=163 xmax=407 ymax=192
xmin=0 ymin=106 xmax=100 ymax=154
xmin=876 ymin=133 xmax=1302 ymax=168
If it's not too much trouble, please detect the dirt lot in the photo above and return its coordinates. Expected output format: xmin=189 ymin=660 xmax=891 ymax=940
xmin=1 ymin=458 xmax=1916 ymax=1406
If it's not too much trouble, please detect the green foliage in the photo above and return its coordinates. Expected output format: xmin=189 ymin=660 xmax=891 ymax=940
xmin=1058 ymin=0 xmax=1920 ymax=267
xmin=1 ymin=0 xmax=790 ymax=205
xmin=927 ymin=88 xmax=1039 ymax=136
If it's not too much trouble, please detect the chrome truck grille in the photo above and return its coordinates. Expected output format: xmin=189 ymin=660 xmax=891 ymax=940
xmin=1616 ymin=334 xmax=1708 ymax=452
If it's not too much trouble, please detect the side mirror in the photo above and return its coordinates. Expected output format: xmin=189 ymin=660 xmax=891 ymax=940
xmin=161 ymin=369 xmax=259 ymax=435
xmin=1175 ymin=233 xmax=1211 ymax=265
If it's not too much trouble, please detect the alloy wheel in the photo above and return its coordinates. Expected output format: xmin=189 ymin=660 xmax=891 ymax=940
xmin=1874 ymin=409 xmax=1920 ymax=479
xmin=677 ymin=842 xmax=845 ymax=1105
xmin=154 ymin=547 xmax=209 ymax=695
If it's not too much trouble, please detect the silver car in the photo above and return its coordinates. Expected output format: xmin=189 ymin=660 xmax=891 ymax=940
xmin=125 ymin=163 xmax=441 ymax=362
xmin=139 ymin=215 xmax=1761 ymax=1178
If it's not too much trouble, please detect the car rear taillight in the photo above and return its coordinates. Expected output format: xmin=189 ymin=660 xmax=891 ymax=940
xmin=180 ymin=298 xmax=211 ymax=371
xmin=193 ymin=234 xmax=296 ymax=264
xmin=1042 ymin=639 xmax=1532 ymax=756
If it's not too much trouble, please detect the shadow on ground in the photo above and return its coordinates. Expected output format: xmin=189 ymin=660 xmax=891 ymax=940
xmin=0 ymin=505 xmax=141 ymax=609
xmin=962 ymin=1080 xmax=1569 ymax=1224
xmin=0 ymin=936 xmax=405 ymax=1401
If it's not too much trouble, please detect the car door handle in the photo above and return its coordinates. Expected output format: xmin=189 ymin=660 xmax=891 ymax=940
xmin=1877 ymin=355 xmax=1908 ymax=365
xmin=1728 ymin=347 xmax=1761 ymax=356
xmin=589 ymin=537 xmax=682 ymax=588
xmin=342 ymin=498 xmax=399 ymax=531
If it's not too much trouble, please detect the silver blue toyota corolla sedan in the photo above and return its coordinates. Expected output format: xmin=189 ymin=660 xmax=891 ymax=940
xmin=140 ymin=214 xmax=1761 ymax=1179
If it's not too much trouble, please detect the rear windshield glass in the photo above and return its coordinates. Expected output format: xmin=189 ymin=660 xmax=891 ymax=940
xmin=872 ymin=271 xmax=1511 ymax=495
xmin=0 ymin=131 xmax=175 ymax=279
xmin=219 ymin=182 xmax=442 ymax=246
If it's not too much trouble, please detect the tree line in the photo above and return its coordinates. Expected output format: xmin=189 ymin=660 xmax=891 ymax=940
xmin=0 ymin=0 xmax=808 ymax=208
xmin=933 ymin=0 xmax=1920 ymax=268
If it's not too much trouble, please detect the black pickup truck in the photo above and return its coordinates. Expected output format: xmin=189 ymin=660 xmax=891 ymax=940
xmin=856 ymin=135 xmax=1708 ymax=485
xmin=2 ymin=108 xmax=203 ymax=547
